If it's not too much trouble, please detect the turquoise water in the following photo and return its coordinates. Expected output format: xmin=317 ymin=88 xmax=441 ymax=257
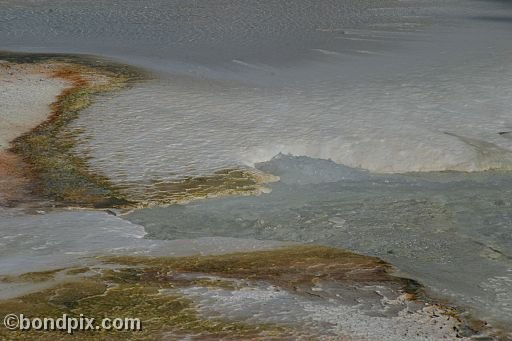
xmin=126 ymin=155 xmax=512 ymax=328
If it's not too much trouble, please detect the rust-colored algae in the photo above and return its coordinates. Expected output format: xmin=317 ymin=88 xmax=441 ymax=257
xmin=6 ymin=56 xmax=139 ymax=209
xmin=0 ymin=151 xmax=31 ymax=206
xmin=2 ymin=53 xmax=277 ymax=209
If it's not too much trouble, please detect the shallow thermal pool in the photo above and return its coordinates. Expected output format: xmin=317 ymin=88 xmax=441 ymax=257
xmin=1 ymin=0 xmax=512 ymax=335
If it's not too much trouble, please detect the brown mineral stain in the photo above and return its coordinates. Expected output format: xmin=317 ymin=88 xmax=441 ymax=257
xmin=0 ymin=151 xmax=30 ymax=205
xmin=7 ymin=58 xmax=135 ymax=208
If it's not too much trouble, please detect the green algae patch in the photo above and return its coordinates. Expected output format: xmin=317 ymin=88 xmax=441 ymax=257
xmin=1 ymin=245 xmax=413 ymax=340
xmin=121 ymin=168 xmax=278 ymax=207
xmin=0 ymin=269 xmax=65 ymax=284
xmin=6 ymin=53 xmax=143 ymax=208
xmin=104 ymin=245 xmax=423 ymax=298
xmin=0 ymin=245 xmax=497 ymax=339
xmin=0 ymin=265 xmax=290 ymax=340
xmin=64 ymin=268 xmax=91 ymax=276
xmin=0 ymin=281 xmax=289 ymax=340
